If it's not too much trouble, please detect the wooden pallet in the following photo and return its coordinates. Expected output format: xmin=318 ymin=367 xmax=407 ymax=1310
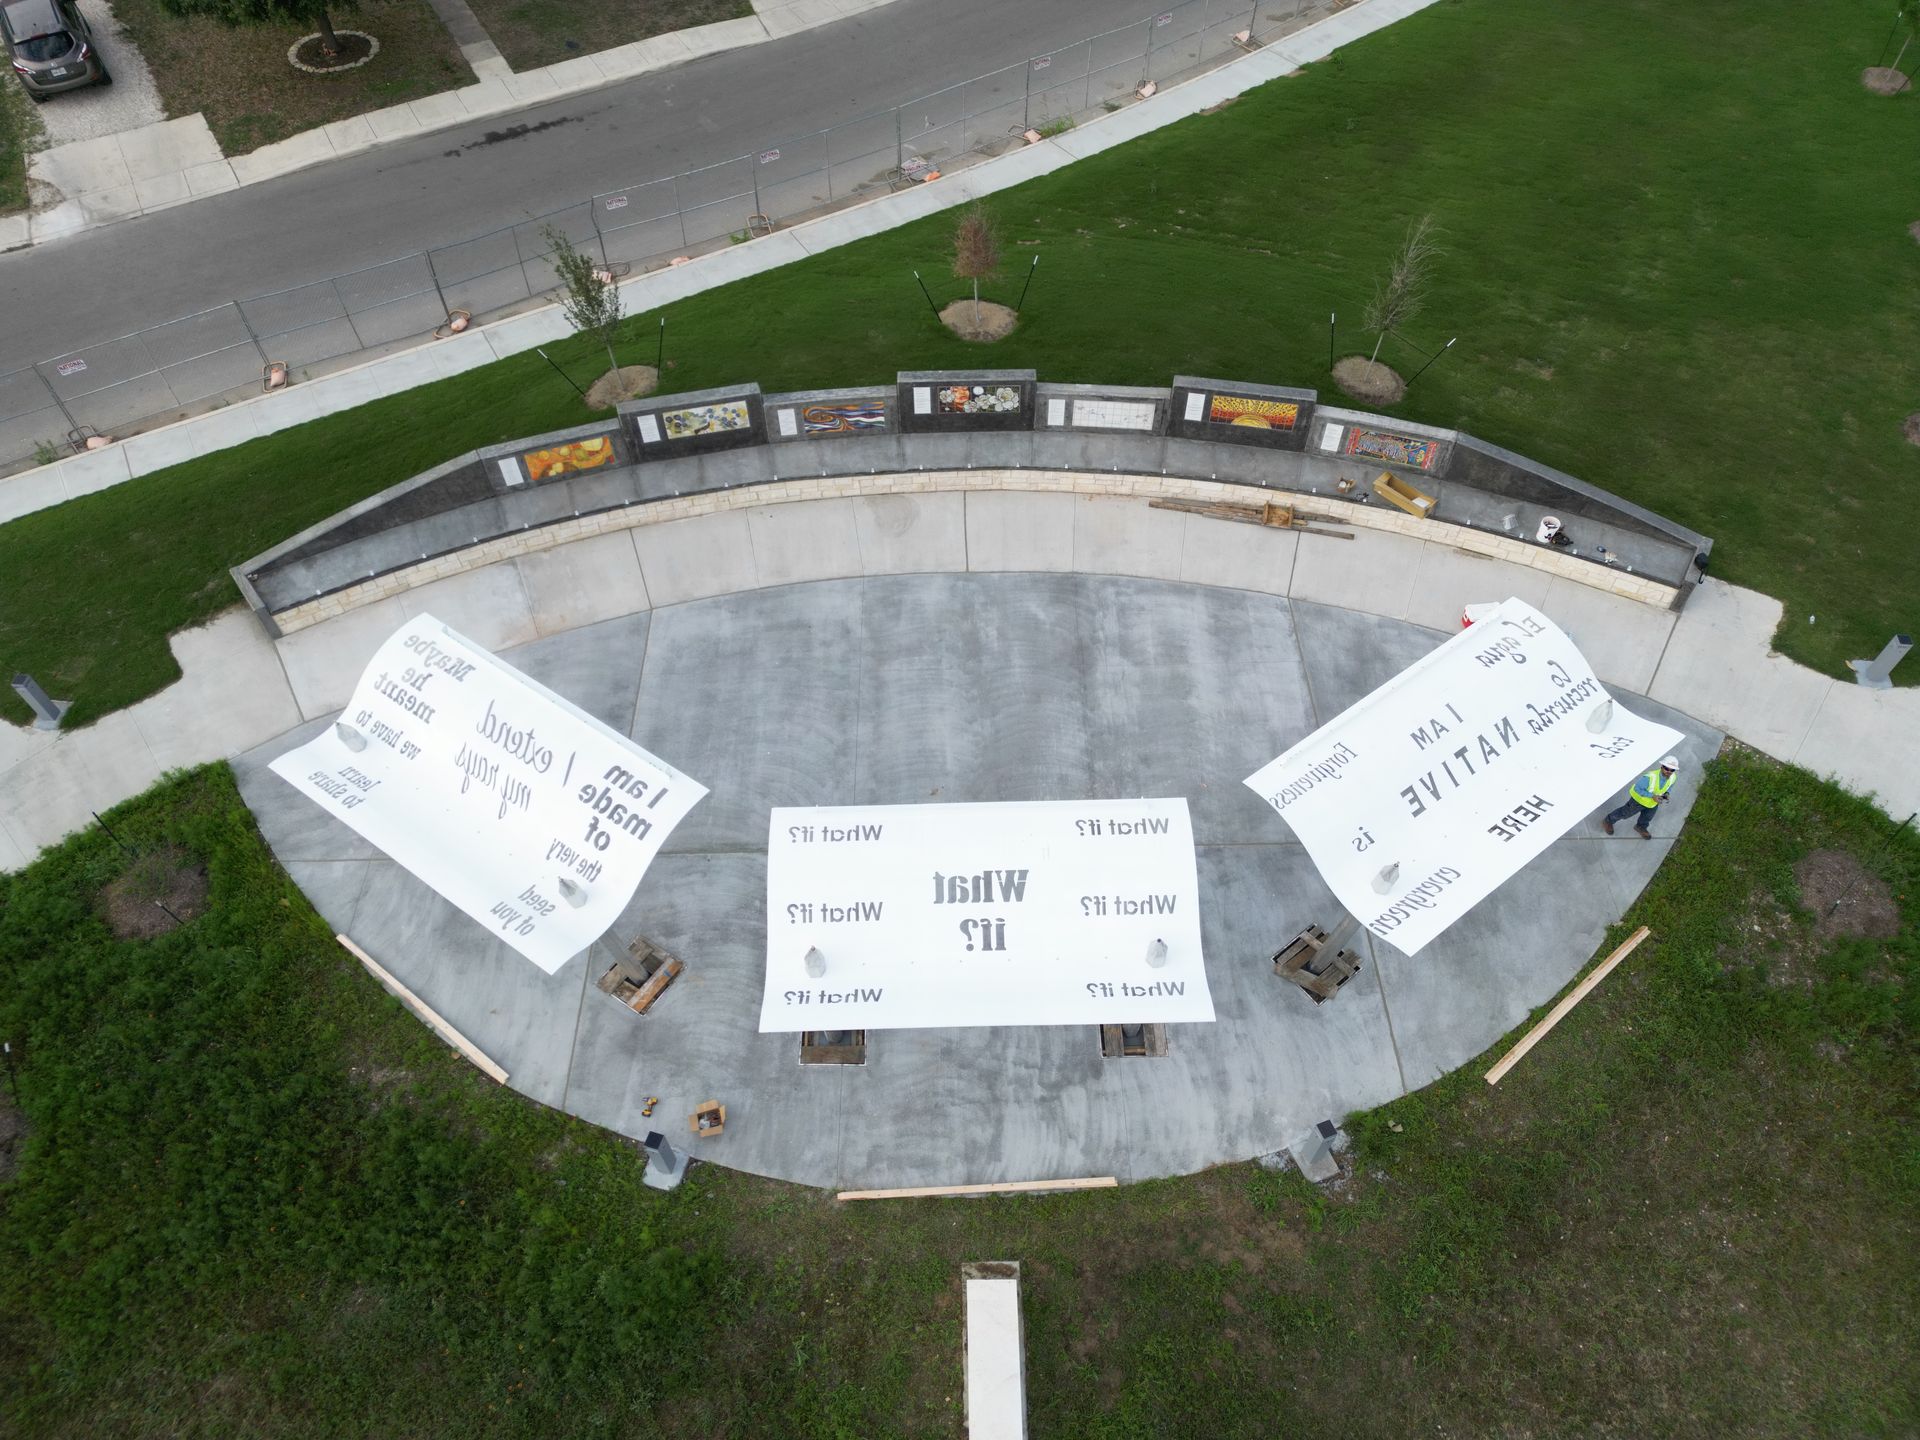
xmin=1273 ymin=925 xmax=1363 ymax=1004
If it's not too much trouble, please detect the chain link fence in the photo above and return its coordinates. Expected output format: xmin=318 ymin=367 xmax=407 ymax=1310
xmin=0 ymin=0 xmax=1339 ymax=475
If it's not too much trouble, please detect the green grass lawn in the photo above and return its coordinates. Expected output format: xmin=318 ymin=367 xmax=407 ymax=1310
xmin=3 ymin=0 xmax=1920 ymax=729
xmin=0 ymin=72 xmax=41 ymax=215
xmin=2 ymin=749 xmax=1915 ymax=1436
xmin=107 ymin=0 xmax=472 ymax=155
xmin=461 ymin=0 xmax=749 ymax=75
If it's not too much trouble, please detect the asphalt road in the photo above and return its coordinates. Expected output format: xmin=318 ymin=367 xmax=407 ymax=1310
xmin=1 ymin=0 xmax=1159 ymax=372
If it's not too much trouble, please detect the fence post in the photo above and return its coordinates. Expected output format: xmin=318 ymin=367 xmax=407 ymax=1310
xmin=590 ymin=207 xmax=611 ymax=268
xmin=31 ymin=364 xmax=80 ymax=436
xmin=138 ymin=328 xmax=183 ymax=410
xmin=425 ymin=248 xmax=452 ymax=318
xmin=231 ymin=299 xmax=271 ymax=367
xmin=330 ymin=278 xmax=367 ymax=351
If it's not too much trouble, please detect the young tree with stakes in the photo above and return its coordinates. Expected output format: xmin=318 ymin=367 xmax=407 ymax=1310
xmin=1885 ymin=0 xmax=1920 ymax=73
xmin=160 ymin=0 xmax=356 ymax=56
xmin=1362 ymin=213 xmax=1444 ymax=387
xmin=951 ymin=203 xmax=1001 ymax=330
xmin=542 ymin=225 xmax=624 ymax=381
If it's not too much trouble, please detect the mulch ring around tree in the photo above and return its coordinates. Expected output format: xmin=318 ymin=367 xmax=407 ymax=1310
xmin=1861 ymin=66 xmax=1912 ymax=95
xmin=1331 ymin=355 xmax=1406 ymax=405
xmin=940 ymin=300 xmax=1018 ymax=343
xmin=1794 ymin=848 xmax=1902 ymax=943
xmin=584 ymin=365 xmax=658 ymax=410
xmin=289 ymin=30 xmax=379 ymax=73
xmin=99 ymin=844 xmax=210 ymax=940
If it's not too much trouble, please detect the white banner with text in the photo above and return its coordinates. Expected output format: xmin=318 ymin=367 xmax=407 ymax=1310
xmin=760 ymin=798 xmax=1212 ymax=1031
xmin=1243 ymin=597 xmax=1682 ymax=956
xmin=270 ymin=615 xmax=707 ymax=973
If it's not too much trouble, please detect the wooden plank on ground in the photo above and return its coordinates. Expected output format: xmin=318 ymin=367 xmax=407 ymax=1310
xmin=837 ymin=1176 xmax=1117 ymax=1202
xmin=1484 ymin=925 xmax=1650 ymax=1086
xmin=336 ymin=933 xmax=510 ymax=1085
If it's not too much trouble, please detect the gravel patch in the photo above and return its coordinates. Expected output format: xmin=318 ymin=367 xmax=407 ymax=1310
xmin=33 ymin=0 xmax=165 ymax=146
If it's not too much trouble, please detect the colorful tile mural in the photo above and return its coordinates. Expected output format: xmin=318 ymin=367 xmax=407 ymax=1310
xmin=803 ymin=402 xmax=888 ymax=436
xmin=1208 ymin=395 xmax=1299 ymax=430
xmin=937 ymin=384 xmax=1021 ymax=414
xmin=662 ymin=399 xmax=753 ymax=439
xmin=520 ymin=434 xmax=618 ymax=482
xmin=1342 ymin=427 xmax=1442 ymax=471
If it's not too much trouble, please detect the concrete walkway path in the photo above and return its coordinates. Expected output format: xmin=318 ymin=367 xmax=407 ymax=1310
xmin=417 ymin=0 xmax=512 ymax=82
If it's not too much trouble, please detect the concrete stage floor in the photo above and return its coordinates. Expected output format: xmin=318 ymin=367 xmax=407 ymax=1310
xmin=234 ymin=574 xmax=1721 ymax=1189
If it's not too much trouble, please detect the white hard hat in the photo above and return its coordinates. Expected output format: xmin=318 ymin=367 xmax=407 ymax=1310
xmin=1660 ymin=755 xmax=1680 ymax=771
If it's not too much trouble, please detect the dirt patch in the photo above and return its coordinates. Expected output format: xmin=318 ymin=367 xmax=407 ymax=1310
xmin=1903 ymin=412 xmax=1920 ymax=447
xmin=1794 ymin=848 xmax=1902 ymax=941
xmin=1862 ymin=66 xmax=1913 ymax=94
xmin=0 ymin=1095 xmax=25 ymax=1184
xmin=1909 ymin=220 xmax=1920 ymax=245
xmin=584 ymin=365 xmax=658 ymax=410
xmin=939 ymin=300 xmax=1018 ymax=343
xmin=99 ymin=845 xmax=208 ymax=940
xmin=962 ymin=1260 xmax=1020 ymax=1279
xmin=1724 ymin=885 xmax=1820 ymax=989
xmin=1200 ymin=97 xmax=1240 ymax=115
xmin=1332 ymin=355 xmax=1407 ymax=404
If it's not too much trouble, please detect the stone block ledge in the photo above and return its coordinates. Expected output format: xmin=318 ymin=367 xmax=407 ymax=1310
xmin=264 ymin=470 xmax=1680 ymax=636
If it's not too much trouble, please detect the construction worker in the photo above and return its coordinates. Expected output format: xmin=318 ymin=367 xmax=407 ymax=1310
xmin=1601 ymin=755 xmax=1680 ymax=839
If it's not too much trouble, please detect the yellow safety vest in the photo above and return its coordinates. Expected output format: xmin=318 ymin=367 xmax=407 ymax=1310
xmin=1630 ymin=769 xmax=1674 ymax=808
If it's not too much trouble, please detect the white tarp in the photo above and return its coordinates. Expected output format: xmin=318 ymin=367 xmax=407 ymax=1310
xmin=1243 ymin=597 xmax=1683 ymax=956
xmin=270 ymin=615 xmax=706 ymax=973
xmin=760 ymin=799 xmax=1211 ymax=1031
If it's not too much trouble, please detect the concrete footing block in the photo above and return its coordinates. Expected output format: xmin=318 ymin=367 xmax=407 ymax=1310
xmin=1286 ymin=1119 xmax=1345 ymax=1183
xmin=641 ymin=1130 xmax=688 ymax=1191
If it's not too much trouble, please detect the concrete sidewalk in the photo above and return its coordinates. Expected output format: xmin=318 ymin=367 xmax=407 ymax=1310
xmin=0 ymin=0 xmax=905 ymax=253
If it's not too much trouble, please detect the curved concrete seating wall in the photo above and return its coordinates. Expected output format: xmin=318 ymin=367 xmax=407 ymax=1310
xmin=237 ymin=403 xmax=1710 ymax=634
xmin=268 ymin=479 xmax=1690 ymax=726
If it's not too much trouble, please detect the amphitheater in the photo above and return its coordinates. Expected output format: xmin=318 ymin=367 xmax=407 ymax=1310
xmin=201 ymin=369 xmax=1728 ymax=1189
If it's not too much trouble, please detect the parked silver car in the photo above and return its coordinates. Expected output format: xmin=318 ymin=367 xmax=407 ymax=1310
xmin=2 ymin=0 xmax=111 ymax=100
